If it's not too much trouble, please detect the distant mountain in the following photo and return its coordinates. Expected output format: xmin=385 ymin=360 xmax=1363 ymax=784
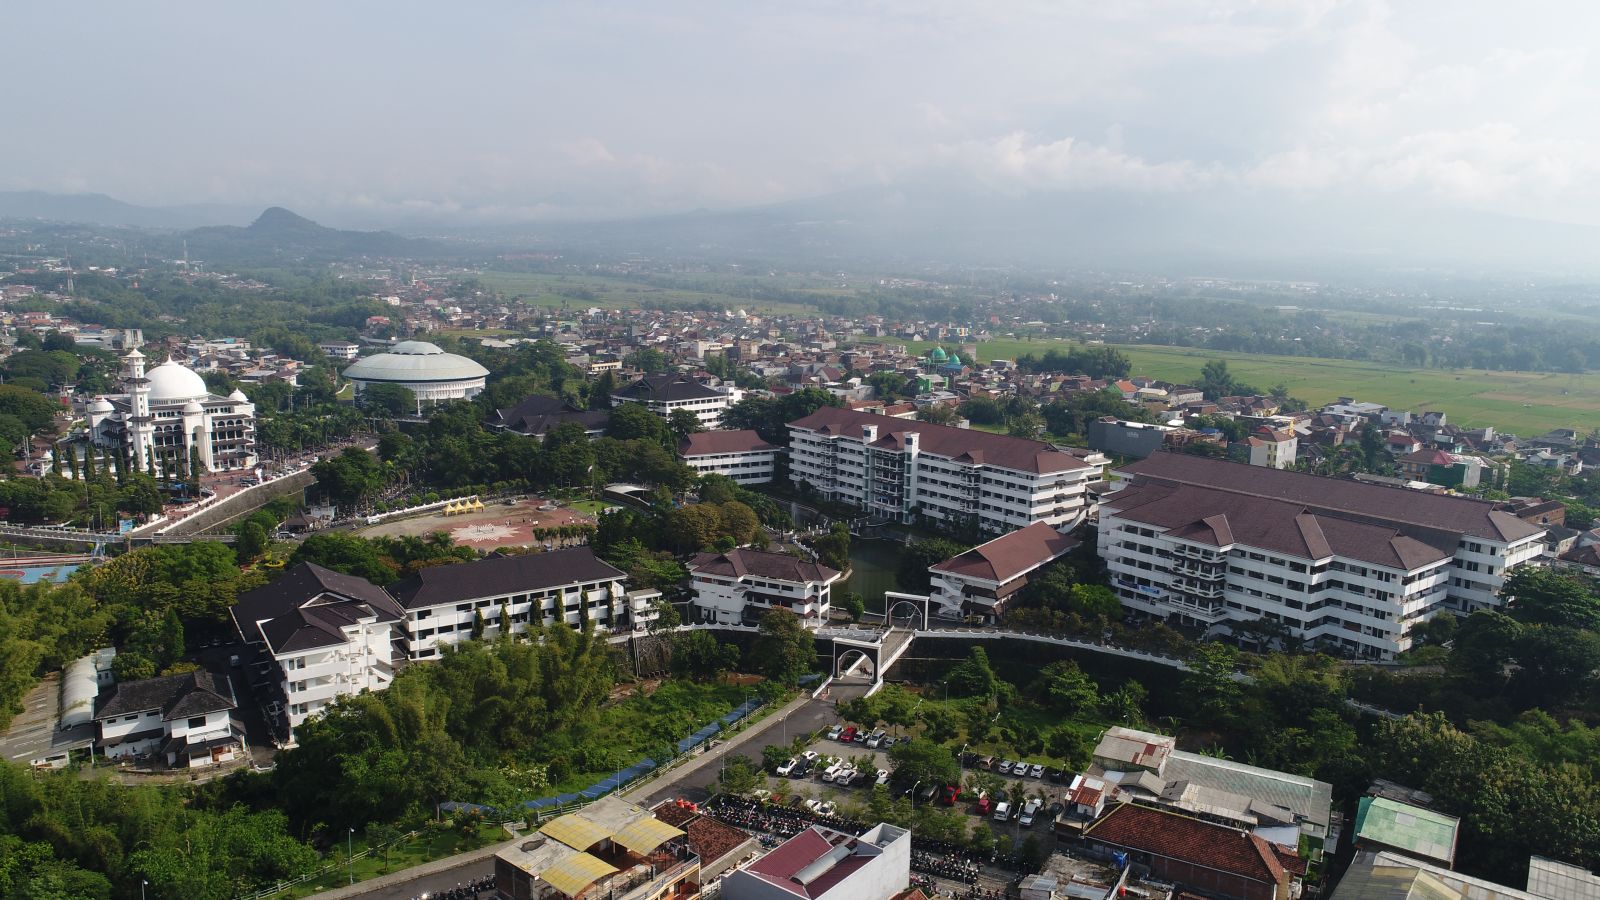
xmin=0 ymin=190 xmax=257 ymax=228
xmin=184 ymin=207 xmax=443 ymax=262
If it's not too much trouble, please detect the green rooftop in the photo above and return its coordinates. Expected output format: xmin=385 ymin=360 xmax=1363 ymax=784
xmin=1354 ymin=796 xmax=1460 ymax=865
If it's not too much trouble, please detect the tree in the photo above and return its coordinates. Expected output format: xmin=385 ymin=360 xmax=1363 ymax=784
xmin=896 ymin=539 xmax=968 ymax=593
xmin=1503 ymin=568 xmax=1600 ymax=631
xmin=668 ymin=408 xmax=702 ymax=444
xmin=887 ymin=738 xmax=960 ymax=787
xmin=762 ymin=744 xmax=793 ymax=773
xmin=471 ymin=608 xmax=486 ymax=640
xmin=810 ymin=523 xmax=850 ymax=572
xmin=606 ymin=402 xmax=668 ymax=442
xmin=1032 ymin=660 xmax=1099 ymax=715
xmin=1181 ymin=642 xmax=1240 ymax=724
xmin=1007 ymin=411 xmax=1046 ymax=440
xmin=624 ymin=348 xmax=670 ymax=374
xmin=1448 ymin=610 xmax=1524 ymax=689
xmin=1197 ymin=359 xmax=1240 ymax=400
xmin=672 ymin=631 xmax=740 ymax=680
xmin=235 ymin=521 xmax=269 ymax=564
xmin=839 ymin=591 xmax=866 ymax=623
xmin=945 ymin=646 xmax=998 ymax=700
xmin=588 ymin=371 xmax=617 ymax=410
xmin=915 ymin=404 xmax=959 ymax=426
xmin=717 ymin=754 xmax=760 ymax=796
xmin=752 ymin=608 xmax=816 ymax=686
xmin=361 ymin=383 xmax=417 ymax=417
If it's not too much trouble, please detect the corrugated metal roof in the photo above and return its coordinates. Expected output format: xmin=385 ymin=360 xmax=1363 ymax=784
xmin=612 ymin=816 xmax=684 ymax=855
xmin=541 ymin=851 xmax=617 ymax=897
xmin=540 ymin=813 xmax=612 ymax=851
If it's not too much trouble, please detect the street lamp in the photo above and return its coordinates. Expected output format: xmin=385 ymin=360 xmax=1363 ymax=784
xmin=141 ymin=880 xmax=147 ymax=900
xmin=348 ymin=827 xmax=355 ymax=885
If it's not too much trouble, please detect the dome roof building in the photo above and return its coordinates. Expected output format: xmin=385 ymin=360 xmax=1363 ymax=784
xmin=929 ymin=347 xmax=948 ymax=362
xmin=85 ymin=353 xmax=258 ymax=474
xmin=341 ymin=341 xmax=489 ymax=413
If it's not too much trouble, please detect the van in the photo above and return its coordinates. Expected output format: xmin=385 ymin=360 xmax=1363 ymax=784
xmin=1020 ymin=799 xmax=1043 ymax=827
xmin=992 ymin=801 xmax=1011 ymax=822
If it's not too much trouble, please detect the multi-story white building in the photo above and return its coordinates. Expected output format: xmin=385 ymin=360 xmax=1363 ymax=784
xmin=787 ymin=408 xmax=1101 ymax=536
xmin=391 ymin=549 xmax=634 ymax=659
xmin=93 ymin=670 xmax=243 ymax=767
xmin=686 ymin=548 xmax=843 ymax=627
xmin=1100 ymin=453 xmax=1546 ymax=659
xmin=721 ymin=823 xmax=910 ymax=900
xmin=927 ymin=521 xmax=1080 ymax=622
xmin=231 ymin=562 xmax=405 ymax=740
xmin=680 ymin=429 xmax=781 ymax=484
xmin=1243 ymin=425 xmax=1298 ymax=469
xmin=319 ymin=340 xmax=361 ymax=360
xmin=613 ymin=375 xmax=732 ymax=428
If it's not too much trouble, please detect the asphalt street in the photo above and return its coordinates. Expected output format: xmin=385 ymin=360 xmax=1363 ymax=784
xmin=334 ymin=678 xmax=873 ymax=899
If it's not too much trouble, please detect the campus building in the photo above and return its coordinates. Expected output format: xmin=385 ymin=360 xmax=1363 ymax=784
xmin=391 ymin=549 xmax=638 ymax=659
xmin=93 ymin=669 xmax=243 ymax=768
xmin=613 ymin=375 xmax=733 ymax=429
xmin=927 ymin=521 xmax=1079 ymax=621
xmin=341 ymin=340 xmax=490 ymax=413
xmin=679 ymin=430 xmax=781 ymax=484
xmin=786 ymin=408 xmax=1101 ymax=536
xmin=230 ymin=562 xmax=405 ymax=741
xmin=686 ymin=548 xmax=843 ymax=628
xmin=87 ymin=349 xmax=258 ymax=473
xmin=1099 ymin=453 xmax=1546 ymax=659
xmin=495 ymin=795 xmax=700 ymax=900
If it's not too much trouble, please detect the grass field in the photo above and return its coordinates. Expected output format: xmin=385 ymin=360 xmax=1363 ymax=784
xmin=477 ymin=271 xmax=820 ymax=316
xmin=906 ymin=338 xmax=1599 ymax=435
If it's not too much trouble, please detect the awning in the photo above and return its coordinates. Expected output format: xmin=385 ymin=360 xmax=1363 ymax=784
xmin=541 ymin=851 xmax=618 ymax=897
xmin=612 ymin=817 xmax=685 ymax=856
xmin=541 ymin=813 xmax=611 ymax=850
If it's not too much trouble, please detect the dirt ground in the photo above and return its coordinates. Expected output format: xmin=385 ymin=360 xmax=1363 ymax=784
xmin=353 ymin=497 xmax=595 ymax=551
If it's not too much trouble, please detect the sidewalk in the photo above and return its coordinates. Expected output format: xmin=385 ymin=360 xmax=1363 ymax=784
xmin=621 ymin=690 xmax=817 ymax=803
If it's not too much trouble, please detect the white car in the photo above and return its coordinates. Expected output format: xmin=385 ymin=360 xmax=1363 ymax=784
xmin=776 ymin=758 xmax=798 ymax=776
xmin=997 ymin=760 xmax=1014 ymax=774
xmin=875 ymin=768 xmax=890 ymax=786
xmin=821 ymin=763 xmax=844 ymax=783
xmin=865 ymin=730 xmax=887 ymax=748
xmin=806 ymin=799 xmax=837 ymax=816
xmin=1028 ymin=763 xmax=1045 ymax=778
xmin=801 ymin=750 xmax=820 ymax=763
xmin=992 ymin=801 xmax=1012 ymax=822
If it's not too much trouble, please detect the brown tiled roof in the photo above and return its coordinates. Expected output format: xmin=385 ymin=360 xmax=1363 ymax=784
xmin=681 ymin=429 xmax=779 ymax=457
xmin=1085 ymin=803 xmax=1297 ymax=885
xmin=1121 ymin=453 xmax=1542 ymax=543
xmin=688 ymin=548 xmax=841 ymax=584
xmin=1105 ymin=480 xmax=1453 ymax=570
xmin=930 ymin=522 xmax=1078 ymax=584
xmin=788 ymin=407 xmax=1089 ymax=475
xmin=96 ymin=670 xmax=236 ymax=721
xmin=231 ymin=562 xmax=405 ymax=655
xmin=391 ymin=549 xmax=625 ymax=610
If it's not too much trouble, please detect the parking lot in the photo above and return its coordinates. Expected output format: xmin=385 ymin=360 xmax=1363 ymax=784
xmin=761 ymin=724 xmax=1080 ymax=848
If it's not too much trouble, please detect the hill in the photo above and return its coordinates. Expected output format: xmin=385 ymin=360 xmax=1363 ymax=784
xmin=0 ymin=190 xmax=256 ymax=228
xmin=183 ymin=207 xmax=443 ymax=262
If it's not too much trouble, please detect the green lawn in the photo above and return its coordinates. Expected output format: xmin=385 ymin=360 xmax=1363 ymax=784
xmin=907 ymin=338 xmax=1600 ymax=435
xmin=569 ymin=499 xmax=619 ymax=517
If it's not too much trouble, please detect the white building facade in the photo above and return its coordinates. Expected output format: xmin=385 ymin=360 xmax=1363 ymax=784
xmin=1100 ymin=454 xmax=1546 ymax=659
xmin=680 ymin=430 xmax=781 ymax=484
xmin=341 ymin=341 xmax=489 ymax=413
xmin=93 ymin=670 xmax=242 ymax=767
xmin=687 ymin=549 xmax=842 ymax=628
xmin=787 ymin=408 xmax=1101 ymax=537
xmin=86 ymin=350 xmax=258 ymax=473
xmin=927 ymin=521 xmax=1080 ymax=622
xmin=613 ymin=375 xmax=733 ymax=428
xmin=392 ymin=549 xmax=634 ymax=659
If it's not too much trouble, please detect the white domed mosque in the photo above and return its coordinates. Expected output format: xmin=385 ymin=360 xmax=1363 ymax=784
xmin=86 ymin=350 xmax=258 ymax=473
xmin=341 ymin=340 xmax=488 ymax=414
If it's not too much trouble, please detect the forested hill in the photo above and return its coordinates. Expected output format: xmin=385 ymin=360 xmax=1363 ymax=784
xmin=183 ymin=207 xmax=444 ymax=263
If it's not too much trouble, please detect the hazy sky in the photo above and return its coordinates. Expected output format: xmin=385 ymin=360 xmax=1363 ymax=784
xmin=7 ymin=1 xmax=1600 ymax=224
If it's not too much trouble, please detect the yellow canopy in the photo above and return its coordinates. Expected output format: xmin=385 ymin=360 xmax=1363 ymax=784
xmin=612 ymin=817 xmax=684 ymax=856
xmin=541 ymin=813 xmax=611 ymax=851
xmin=541 ymin=851 xmax=617 ymax=897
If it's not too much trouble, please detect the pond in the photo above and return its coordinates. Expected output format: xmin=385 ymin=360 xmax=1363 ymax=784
xmin=844 ymin=538 xmax=904 ymax=614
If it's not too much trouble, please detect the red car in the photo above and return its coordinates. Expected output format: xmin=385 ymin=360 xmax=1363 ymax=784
xmin=939 ymin=785 xmax=961 ymax=806
xmin=840 ymin=726 xmax=858 ymax=742
xmin=975 ymin=793 xmax=991 ymax=815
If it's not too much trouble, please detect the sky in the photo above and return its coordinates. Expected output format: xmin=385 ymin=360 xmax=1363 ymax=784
xmin=6 ymin=1 xmax=1600 ymax=226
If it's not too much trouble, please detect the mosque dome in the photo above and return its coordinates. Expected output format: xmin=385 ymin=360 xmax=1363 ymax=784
xmin=146 ymin=361 xmax=210 ymax=403
xmin=88 ymin=396 xmax=114 ymax=414
xmin=943 ymin=354 xmax=963 ymax=370
xmin=228 ymin=389 xmax=249 ymax=402
xmin=929 ymin=347 xmax=947 ymax=362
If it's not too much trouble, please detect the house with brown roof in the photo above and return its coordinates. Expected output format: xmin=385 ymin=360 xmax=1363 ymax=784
xmin=1083 ymin=803 xmax=1306 ymax=900
xmin=926 ymin=522 xmax=1080 ymax=621
xmin=1100 ymin=454 xmax=1547 ymax=658
xmin=787 ymin=408 xmax=1102 ymax=537
xmin=686 ymin=548 xmax=843 ymax=628
xmin=680 ymin=429 xmax=781 ymax=484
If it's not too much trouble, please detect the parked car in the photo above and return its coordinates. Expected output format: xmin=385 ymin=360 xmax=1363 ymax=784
xmin=776 ymin=757 xmax=799 ymax=776
xmin=1020 ymin=798 xmax=1043 ymax=827
xmin=1028 ymin=763 xmax=1046 ymax=778
xmin=939 ymin=785 xmax=961 ymax=806
xmin=840 ymin=726 xmax=858 ymax=742
xmin=997 ymin=760 xmax=1014 ymax=775
xmin=806 ymin=799 xmax=836 ymax=816
xmin=826 ymin=725 xmax=843 ymax=741
xmin=875 ymin=768 xmax=890 ymax=786
xmin=801 ymin=750 xmax=820 ymax=762
xmin=822 ymin=764 xmax=848 ymax=783
xmin=790 ymin=760 xmax=812 ymax=778
xmin=977 ymin=755 xmax=995 ymax=770
xmin=916 ymin=784 xmax=938 ymax=804
xmin=975 ymin=792 xmax=992 ymax=815
xmin=1045 ymin=801 xmax=1065 ymax=820
xmin=1045 ymin=767 xmax=1064 ymax=783
xmin=865 ymin=730 xmax=887 ymax=748
xmin=992 ymin=801 xmax=1012 ymax=822
xmin=960 ymin=752 xmax=978 ymax=768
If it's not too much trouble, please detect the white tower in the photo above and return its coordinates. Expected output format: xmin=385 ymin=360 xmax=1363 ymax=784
xmin=122 ymin=349 xmax=154 ymax=470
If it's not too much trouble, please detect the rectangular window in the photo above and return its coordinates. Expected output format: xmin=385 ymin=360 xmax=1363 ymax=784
xmin=188 ymin=716 xmax=207 ymax=729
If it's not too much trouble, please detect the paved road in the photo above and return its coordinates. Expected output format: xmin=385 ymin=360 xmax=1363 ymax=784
xmin=327 ymin=679 xmax=873 ymax=899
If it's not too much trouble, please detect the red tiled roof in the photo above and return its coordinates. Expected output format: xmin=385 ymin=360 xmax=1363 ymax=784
xmin=930 ymin=522 xmax=1078 ymax=584
xmin=681 ymin=429 xmax=779 ymax=457
xmin=1085 ymin=803 xmax=1297 ymax=885
xmin=688 ymin=548 xmax=842 ymax=584
xmin=788 ymin=407 xmax=1089 ymax=475
xmin=742 ymin=827 xmax=871 ymax=898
